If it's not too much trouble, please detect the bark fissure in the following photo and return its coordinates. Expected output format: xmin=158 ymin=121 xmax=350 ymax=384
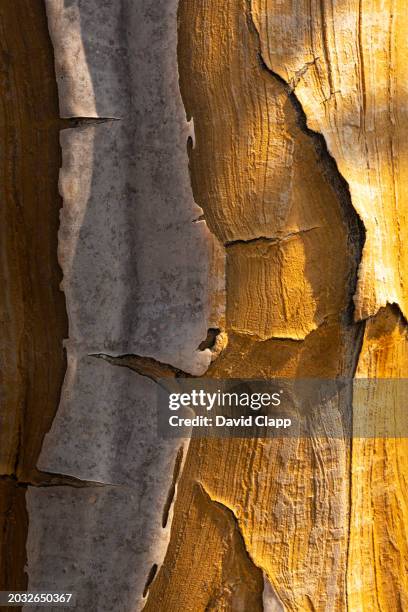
xmin=248 ymin=2 xmax=366 ymax=317
xmin=194 ymin=482 xmax=265 ymax=611
xmin=143 ymin=563 xmax=158 ymax=598
xmin=162 ymin=447 xmax=184 ymax=529
xmin=62 ymin=117 xmax=120 ymax=130
xmin=225 ymin=226 xmax=320 ymax=248
xmin=0 ymin=474 xmax=107 ymax=489
xmin=90 ymin=353 xmax=193 ymax=382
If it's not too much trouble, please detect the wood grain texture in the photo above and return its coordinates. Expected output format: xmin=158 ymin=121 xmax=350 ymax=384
xmin=349 ymin=305 xmax=408 ymax=610
xmin=0 ymin=1 xmax=67 ymax=603
xmin=0 ymin=482 xmax=27 ymax=598
xmin=144 ymin=326 xmax=363 ymax=611
xmin=178 ymin=0 xmax=361 ymax=342
xmin=144 ymin=1 xmax=362 ymax=610
xmin=251 ymin=0 xmax=408 ymax=322
xmin=0 ymin=1 xmax=67 ymax=480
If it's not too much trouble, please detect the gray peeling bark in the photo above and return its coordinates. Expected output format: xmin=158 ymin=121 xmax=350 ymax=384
xmin=26 ymin=1 xmax=223 ymax=611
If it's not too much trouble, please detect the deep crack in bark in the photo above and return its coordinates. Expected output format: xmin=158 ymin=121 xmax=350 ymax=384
xmin=162 ymin=447 xmax=184 ymax=529
xmin=225 ymin=227 xmax=320 ymax=248
xmin=90 ymin=353 xmax=194 ymax=383
xmin=246 ymin=0 xmax=365 ymax=327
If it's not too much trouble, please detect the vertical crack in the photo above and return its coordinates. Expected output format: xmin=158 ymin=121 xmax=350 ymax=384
xmin=162 ymin=446 xmax=184 ymax=529
xmin=345 ymin=317 xmax=366 ymax=612
xmin=142 ymin=564 xmax=158 ymax=598
xmin=246 ymin=0 xmax=366 ymax=325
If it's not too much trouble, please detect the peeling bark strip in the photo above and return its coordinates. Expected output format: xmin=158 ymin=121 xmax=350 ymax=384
xmin=26 ymin=0 xmax=223 ymax=608
xmin=162 ymin=446 xmax=184 ymax=529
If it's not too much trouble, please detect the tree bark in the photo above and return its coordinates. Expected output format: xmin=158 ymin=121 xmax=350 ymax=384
xmin=1 ymin=1 xmax=407 ymax=611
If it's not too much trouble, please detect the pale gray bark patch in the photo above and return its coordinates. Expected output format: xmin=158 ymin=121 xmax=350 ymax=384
xmin=56 ymin=120 xmax=215 ymax=372
xmin=45 ymin=0 xmax=128 ymax=117
xmin=32 ymin=357 xmax=186 ymax=610
xmin=38 ymin=357 xmax=170 ymax=486
xmin=26 ymin=484 xmax=168 ymax=611
xmin=25 ymin=0 xmax=225 ymax=608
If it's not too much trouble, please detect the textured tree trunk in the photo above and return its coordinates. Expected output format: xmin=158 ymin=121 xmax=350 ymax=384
xmin=1 ymin=1 xmax=408 ymax=611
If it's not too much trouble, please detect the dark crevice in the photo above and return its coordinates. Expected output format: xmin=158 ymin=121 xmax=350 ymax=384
xmin=344 ymin=317 xmax=366 ymax=612
xmin=162 ymin=446 xmax=184 ymax=528
xmin=0 ymin=473 xmax=108 ymax=489
xmin=90 ymin=353 xmax=194 ymax=383
xmin=349 ymin=321 xmax=367 ymax=381
xmin=258 ymin=55 xmax=365 ymax=325
xmin=256 ymin=48 xmax=365 ymax=251
xmin=61 ymin=117 xmax=120 ymax=130
xmin=192 ymin=214 xmax=205 ymax=223
xmin=198 ymin=328 xmax=221 ymax=351
xmin=225 ymin=227 xmax=319 ymax=249
xmin=246 ymin=0 xmax=366 ymax=326
xmin=12 ymin=423 xmax=23 ymax=481
xmin=186 ymin=134 xmax=194 ymax=151
xmin=226 ymin=235 xmax=278 ymax=248
xmin=143 ymin=563 xmax=158 ymax=598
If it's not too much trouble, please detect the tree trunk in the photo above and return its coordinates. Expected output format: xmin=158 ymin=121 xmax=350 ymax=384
xmin=1 ymin=1 xmax=408 ymax=611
